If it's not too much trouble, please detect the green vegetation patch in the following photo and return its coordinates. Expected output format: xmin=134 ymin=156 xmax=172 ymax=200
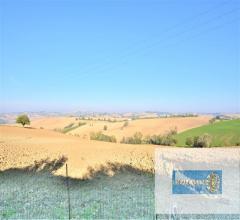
xmin=121 ymin=129 xmax=177 ymax=146
xmin=176 ymin=119 xmax=240 ymax=147
xmin=90 ymin=132 xmax=117 ymax=143
xmin=55 ymin=122 xmax=86 ymax=134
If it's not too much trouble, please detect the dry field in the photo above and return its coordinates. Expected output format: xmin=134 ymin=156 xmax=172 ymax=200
xmin=0 ymin=121 xmax=237 ymax=219
xmin=30 ymin=116 xmax=78 ymax=130
xmin=0 ymin=126 xmax=155 ymax=218
xmin=0 ymin=125 xmax=155 ymax=179
xmin=0 ymin=116 xmax=211 ymax=178
xmin=30 ymin=115 xmax=211 ymax=141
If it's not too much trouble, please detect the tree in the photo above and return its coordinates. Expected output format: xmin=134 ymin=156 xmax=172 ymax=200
xmin=16 ymin=114 xmax=30 ymax=127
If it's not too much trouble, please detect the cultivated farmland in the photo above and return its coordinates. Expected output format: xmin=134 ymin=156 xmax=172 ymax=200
xmin=176 ymin=119 xmax=240 ymax=147
xmin=30 ymin=115 xmax=211 ymax=141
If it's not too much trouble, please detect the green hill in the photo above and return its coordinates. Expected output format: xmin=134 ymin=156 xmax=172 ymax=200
xmin=176 ymin=119 xmax=240 ymax=147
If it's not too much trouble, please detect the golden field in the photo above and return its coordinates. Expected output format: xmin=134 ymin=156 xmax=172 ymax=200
xmin=0 ymin=125 xmax=155 ymax=179
xmin=31 ymin=115 xmax=211 ymax=140
xmin=0 ymin=116 xmax=211 ymax=179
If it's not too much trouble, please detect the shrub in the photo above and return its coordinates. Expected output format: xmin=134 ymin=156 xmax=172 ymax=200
xmin=132 ymin=132 xmax=143 ymax=144
xmin=121 ymin=137 xmax=133 ymax=144
xmin=120 ymin=137 xmax=126 ymax=143
xmin=58 ymin=122 xmax=87 ymax=133
xmin=146 ymin=131 xmax=177 ymax=146
xmin=55 ymin=122 xmax=85 ymax=134
xmin=121 ymin=132 xmax=143 ymax=144
xmin=168 ymin=127 xmax=178 ymax=135
xmin=123 ymin=121 xmax=129 ymax=128
xmin=185 ymin=137 xmax=193 ymax=147
xmin=90 ymin=132 xmax=116 ymax=143
xmin=54 ymin=128 xmax=62 ymax=132
xmin=103 ymin=125 xmax=108 ymax=131
xmin=209 ymin=118 xmax=216 ymax=124
xmin=142 ymin=135 xmax=151 ymax=144
xmin=78 ymin=122 xmax=86 ymax=127
xmin=161 ymin=134 xmax=177 ymax=146
xmin=64 ymin=123 xmax=74 ymax=129
xmin=143 ymin=135 xmax=162 ymax=145
xmin=16 ymin=114 xmax=30 ymax=127
xmin=122 ymin=132 xmax=177 ymax=146
xmin=131 ymin=116 xmax=138 ymax=120
xmin=193 ymin=133 xmax=212 ymax=148
xmin=133 ymin=132 xmax=143 ymax=144
xmin=235 ymin=142 xmax=240 ymax=146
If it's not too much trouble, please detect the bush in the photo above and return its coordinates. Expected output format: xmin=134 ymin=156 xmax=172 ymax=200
xmin=16 ymin=114 xmax=30 ymax=127
xmin=209 ymin=118 xmax=216 ymax=124
xmin=185 ymin=137 xmax=193 ymax=147
xmin=121 ymin=132 xmax=143 ymax=144
xmin=121 ymin=132 xmax=177 ymax=146
xmin=144 ymin=132 xmax=177 ymax=146
xmin=54 ymin=128 xmax=62 ymax=132
xmin=103 ymin=125 xmax=108 ymax=131
xmin=64 ymin=123 xmax=74 ymax=129
xmin=161 ymin=134 xmax=177 ymax=146
xmin=168 ymin=127 xmax=178 ymax=135
xmin=193 ymin=134 xmax=212 ymax=148
xmin=90 ymin=132 xmax=116 ymax=143
xmin=55 ymin=122 xmax=85 ymax=134
xmin=143 ymin=135 xmax=162 ymax=145
xmin=123 ymin=121 xmax=129 ymax=128
xmin=132 ymin=132 xmax=143 ymax=144
xmin=78 ymin=122 xmax=86 ymax=127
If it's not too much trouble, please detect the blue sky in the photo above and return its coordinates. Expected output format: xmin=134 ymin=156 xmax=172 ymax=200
xmin=0 ymin=0 xmax=239 ymax=113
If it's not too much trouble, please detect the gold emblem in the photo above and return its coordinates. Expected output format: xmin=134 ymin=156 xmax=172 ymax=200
xmin=206 ymin=172 xmax=220 ymax=193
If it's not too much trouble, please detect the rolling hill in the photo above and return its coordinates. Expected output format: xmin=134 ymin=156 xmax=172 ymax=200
xmin=31 ymin=115 xmax=211 ymax=141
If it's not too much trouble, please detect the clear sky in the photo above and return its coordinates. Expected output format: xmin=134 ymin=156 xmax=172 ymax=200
xmin=0 ymin=0 xmax=239 ymax=113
